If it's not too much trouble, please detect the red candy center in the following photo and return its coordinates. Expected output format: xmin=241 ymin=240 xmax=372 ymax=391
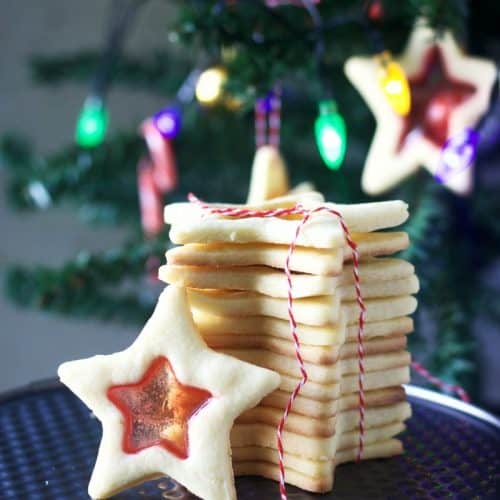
xmin=398 ymin=46 xmax=476 ymax=152
xmin=107 ymin=356 xmax=212 ymax=458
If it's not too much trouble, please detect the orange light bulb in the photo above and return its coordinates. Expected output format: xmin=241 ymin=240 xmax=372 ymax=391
xmin=378 ymin=52 xmax=411 ymax=116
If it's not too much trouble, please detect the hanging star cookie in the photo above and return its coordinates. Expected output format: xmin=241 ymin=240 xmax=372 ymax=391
xmin=246 ymin=145 xmax=289 ymax=204
xmin=246 ymin=145 xmax=318 ymax=203
xmin=345 ymin=18 xmax=496 ymax=195
xmin=58 ymin=285 xmax=280 ymax=500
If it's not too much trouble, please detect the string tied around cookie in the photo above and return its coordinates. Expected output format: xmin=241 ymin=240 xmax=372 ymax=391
xmin=186 ymin=193 xmax=473 ymax=499
xmin=410 ymin=361 xmax=470 ymax=403
xmin=187 ymin=193 xmax=367 ymax=500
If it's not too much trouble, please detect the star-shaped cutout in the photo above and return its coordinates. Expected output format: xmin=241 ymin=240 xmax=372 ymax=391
xmin=107 ymin=356 xmax=212 ymax=458
xmin=345 ymin=18 xmax=496 ymax=195
xmin=58 ymin=286 xmax=280 ymax=499
xmin=399 ymin=46 xmax=475 ymax=151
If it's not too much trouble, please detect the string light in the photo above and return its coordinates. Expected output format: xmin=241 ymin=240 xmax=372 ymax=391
xmin=435 ymin=127 xmax=479 ymax=184
xmin=377 ymin=51 xmax=411 ymax=116
xmin=150 ymin=67 xmax=203 ymax=139
xmin=436 ymin=83 xmax=495 ymax=185
xmin=298 ymin=0 xmax=348 ymax=170
xmin=74 ymin=1 xmax=149 ymax=148
xmin=367 ymin=0 xmax=383 ymax=22
xmin=314 ymin=99 xmax=347 ymax=170
xmin=75 ymin=97 xmax=109 ymax=148
xmin=195 ymin=66 xmax=227 ymax=106
xmin=153 ymin=107 xmax=182 ymax=139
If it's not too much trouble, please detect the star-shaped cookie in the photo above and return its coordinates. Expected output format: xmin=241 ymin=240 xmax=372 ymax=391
xmin=58 ymin=285 xmax=280 ymax=500
xmin=246 ymin=145 xmax=289 ymax=204
xmin=345 ymin=18 xmax=496 ymax=195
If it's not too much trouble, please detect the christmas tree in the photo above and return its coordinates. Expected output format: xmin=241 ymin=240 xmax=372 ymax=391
xmin=1 ymin=0 xmax=499 ymax=402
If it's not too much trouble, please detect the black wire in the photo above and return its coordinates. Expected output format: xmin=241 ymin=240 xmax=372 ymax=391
xmin=301 ymin=0 xmax=322 ymax=27
xmin=200 ymin=0 xmax=378 ymax=103
xmin=91 ymin=0 xmax=151 ymax=97
xmin=300 ymin=0 xmax=333 ymax=99
xmin=201 ymin=1 xmax=363 ymax=49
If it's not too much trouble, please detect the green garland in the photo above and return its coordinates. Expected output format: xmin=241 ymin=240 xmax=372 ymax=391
xmin=5 ymin=238 xmax=169 ymax=324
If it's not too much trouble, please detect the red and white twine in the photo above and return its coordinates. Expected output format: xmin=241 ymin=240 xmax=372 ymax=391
xmin=275 ymin=205 xmax=366 ymax=500
xmin=186 ymin=193 xmax=471 ymax=499
xmin=255 ymin=89 xmax=281 ymax=149
xmin=188 ymin=194 xmax=367 ymax=499
xmin=411 ymin=361 xmax=470 ymax=403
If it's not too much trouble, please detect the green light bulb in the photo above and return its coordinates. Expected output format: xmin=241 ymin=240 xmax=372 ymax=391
xmin=75 ymin=97 xmax=108 ymax=148
xmin=314 ymin=99 xmax=347 ymax=170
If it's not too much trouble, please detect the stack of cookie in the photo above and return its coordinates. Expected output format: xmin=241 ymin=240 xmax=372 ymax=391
xmin=159 ymin=190 xmax=417 ymax=493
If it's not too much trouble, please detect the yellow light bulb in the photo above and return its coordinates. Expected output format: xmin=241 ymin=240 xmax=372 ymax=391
xmin=377 ymin=52 xmax=411 ymax=116
xmin=195 ymin=67 xmax=227 ymax=106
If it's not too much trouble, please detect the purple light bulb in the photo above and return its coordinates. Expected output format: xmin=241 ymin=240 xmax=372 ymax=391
xmin=435 ymin=128 xmax=479 ymax=183
xmin=153 ymin=107 xmax=182 ymax=139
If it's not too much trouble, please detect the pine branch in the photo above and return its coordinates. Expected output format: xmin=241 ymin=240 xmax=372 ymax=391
xmin=471 ymin=185 xmax=500 ymax=251
xmin=1 ymin=132 xmax=145 ymax=224
xmin=5 ymin=237 xmax=169 ymax=324
xmin=400 ymin=179 xmax=480 ymax=395
xmin=411 ymin=0 xmax=468 ymax=37
xmin=173 ymin=0 xmax=472 ymax=98
xmin=400 ymin=179 xmax=444 ymax=288
xmin=427 ymin=284 xmax=478 ymax=396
